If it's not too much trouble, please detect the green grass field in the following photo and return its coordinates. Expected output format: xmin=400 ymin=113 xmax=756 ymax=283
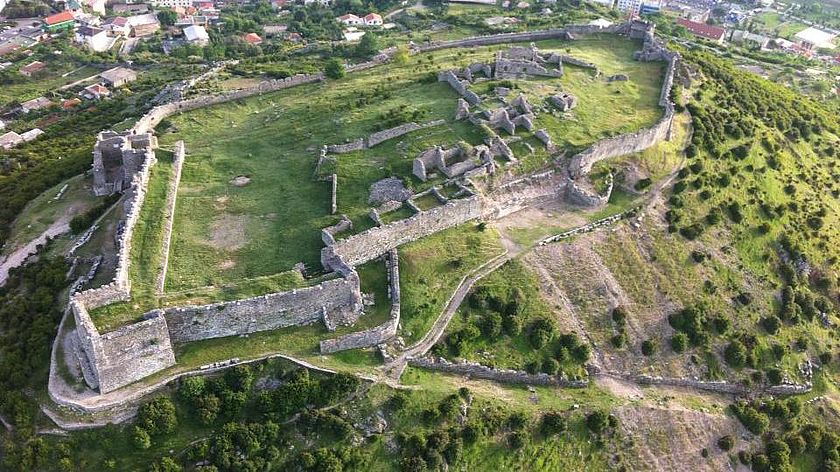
xmin=153 ymin=35 xmax=662 ymax=295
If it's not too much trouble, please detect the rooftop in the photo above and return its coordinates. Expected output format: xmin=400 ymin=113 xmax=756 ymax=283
xmin=794 ymin=27 xmax=836 ymax=50
xmin=676 ymin=18 xmax=725 ymax=41
xmin=44 ymin=11 xmax=76 ymax=25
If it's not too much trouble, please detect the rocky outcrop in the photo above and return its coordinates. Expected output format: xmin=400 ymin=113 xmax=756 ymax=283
xmin=548 ymin=92 xmax=577 ymax=111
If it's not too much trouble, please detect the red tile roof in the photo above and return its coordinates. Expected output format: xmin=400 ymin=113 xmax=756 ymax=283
xmin=242 ymin=32 xmax=262 ymax=44
xmin=676 ymin=18 xmax=725 ymax=41
xmin=45 ymin=11 xmax=75 ymax=25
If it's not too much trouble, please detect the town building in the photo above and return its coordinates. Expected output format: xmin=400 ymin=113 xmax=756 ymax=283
xmin=150 ymin=0 xmax=193 ymax=7
xmin=75 ymin=25 xmax=111 ymax=52
xmin=126 ymin=13 xmax=161 ymax=37
xmin=100 ymin=67 xmax=137 ymax=87
xmin=676 ymin=18 xmax=725 ymax=43
xmin=80 ymin=83 xmax=111 ymax=100
xmin=794 ymin=27 xmax=837 ymax=51
xmin=183 ymin=25 xmax=210 ymax=45
xmin=615 ymin=0 xmax=641 ymax=15
xmin=83 ymin=0 xmax=106 ymax=15
xmin=729 ymin=30 xmax=770 ymax=49
xmin=43 ymin=11 xmax=77 ymax=32
xmin=62 ymin=98 xmax=82 ymax=110
xmin=20 ymin=128 xmax=44 ymax=142
xmin=363 ymin=13 xmax=383 ymax=26
xmin=19 ymin=61 xmax=46 ymax=77
xmin=102 ymin=16 xmax=130 ymax=36
xmin=337 ymin=14 xmax=363 ymax=26
xmin=639 ymin=0 xmax=662 ymax=16
xmin=21 ymin=97 xmax=52 ymax=113
xmin=0 ymin=131 xmax=23 ymax=150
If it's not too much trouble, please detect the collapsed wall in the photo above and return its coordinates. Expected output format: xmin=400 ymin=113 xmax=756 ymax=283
xmin=163 ymin=273 xmax=364 ymax=343
xmin=480 ymin=170 xmax=565 ymax=219
xmin=322 ymin=196 xmax=482 ymax=269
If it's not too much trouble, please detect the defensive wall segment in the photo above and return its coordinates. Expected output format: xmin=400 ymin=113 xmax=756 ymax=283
xmin=61 ymin=20 xmax=681 ymax=401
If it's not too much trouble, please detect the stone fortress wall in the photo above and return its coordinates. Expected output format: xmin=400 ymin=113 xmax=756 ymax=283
xmin=322 ymin=196 xmax=482 ymax=270
xmin=324 ymin=119 xmax=447 ymax=154
xmin=66 ymin=20 xmax=683 ymax=397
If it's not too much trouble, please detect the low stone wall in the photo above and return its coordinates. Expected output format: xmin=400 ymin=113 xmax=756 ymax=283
xmin=319 ymin=249 xmax=401 ymax=354
xmin=155 ymin=141 xmax=185 ymax=294
xmin=416 ymin=24 xmax=628 ymax=53
xmin=163 ymin=272 xmax=363 ymax=344
xmin=367 ymin=120 xmax=445 ymax=148
xmin=326 ymin=139 xmax=365 ymax=154
xmin=323 ymin=196 xmax=482 ymax=269
xmin=409 ymin=357 xmax=589 ymax=388
xmin=438 ymin=70 xmax=481 ymax=105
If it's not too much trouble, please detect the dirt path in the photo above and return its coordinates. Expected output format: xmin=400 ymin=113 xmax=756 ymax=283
xmin=0 ymin=216 xmax=71 ymax=286
xmin=382 ymin=250 xmax=512 ymax=379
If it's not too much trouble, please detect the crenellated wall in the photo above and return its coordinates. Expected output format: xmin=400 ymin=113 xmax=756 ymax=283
xmin=322 ymin=196 xmax=482 ymax=269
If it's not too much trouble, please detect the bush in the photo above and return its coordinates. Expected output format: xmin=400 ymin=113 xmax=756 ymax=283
xmin=480 ymin=312 xmax=503 ymax=339
xmin=324 ymin=58 xmax=345 ymax=79
xmin=137 ymin=397 xmax=178 ymax=436
xmin=540 ymin=411 xmax=566 ymax=436
xmin=724 ymin=341 xmax=748 ymax=368
xmin=761 ymin=316 xmax=781 ymax=334
xmin=671 ymin=333 xmax=688 ymax=353
xmin=641 ymin=339 xmax=657 ymax=356
xmin=528 ymin=318 xmax=555 ymax=349
xmin=611 ymin=306 xmax=627 ymax=327
xmin=586 ymin=410 xmax=610 ymax=434
xmin=731 ymin=402 xmax=769 ymax=435
xmin=717 ymin=435 xmax=734 ymax=451
xmin=766 ymin=367 xmax=783 ymax=385
xmin=541 ymin=358 xmax=560 ymax=375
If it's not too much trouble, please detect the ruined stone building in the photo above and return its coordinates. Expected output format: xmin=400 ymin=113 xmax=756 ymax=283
xmin=92 ymin=131 xmax=158 ymax=196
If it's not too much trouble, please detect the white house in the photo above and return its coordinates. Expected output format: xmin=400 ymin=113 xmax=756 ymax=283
xmin=75 ymin=25 xmax=111 ymax=52
xmin=337 ymin=14 xmax=363 ymax=26
xmin=102 ymin=16 xmax=130 ymax=37
xmin=794 ymin=27 xmax=837 ymax=50
xmin=363 ymin=13 xmax=383 ymax=26
xmin=183 ymin=25 xmax=210 ymax=46
xmin=84 ymin=0 xmax=106 ymax=15
xmin=20 ymin=128 xmax=44 ymax=143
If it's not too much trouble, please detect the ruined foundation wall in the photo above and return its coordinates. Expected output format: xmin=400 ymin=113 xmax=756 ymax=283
xmin=323 ymin=196 xmax=482 ymax=268
xmin=481 ymin=171 xmax=564 ymax=219
xmin=96 ymin=313 xmax=176 ymax=393
xmin=416 ymin=24 xmax=628 ymax=53
xmin=163 ymin=273 xmax=363 ymax=344
xmin=409 ymin=357 xmax=589 ymax=388
xmin=319 ymin=249 xmax=401 ymax=354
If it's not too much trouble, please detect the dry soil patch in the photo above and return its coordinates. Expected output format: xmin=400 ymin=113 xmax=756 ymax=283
xmin=208 ymin=213 xmax=247 ymax=250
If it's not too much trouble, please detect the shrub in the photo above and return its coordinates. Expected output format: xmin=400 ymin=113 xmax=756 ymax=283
xmin=671 ymin=333 xmax=688 ymax=353
xmin=766 ymin=367 xmax=783 ymax=385
xmin=586 ymin=410 xmax=610 ymax=434
xmin=611 ymin=332 xmax=627 ymax=348
xmin=717 ymin=435 xmax=734 ymax=451
xmin=611 ymin=306 xmax=627 ymax=327
xmin=480 ymin=312 xmax=503 ymax=339
xmin=641 ymin=339 xmax=657 ymax=356
xmin=541 ymin=358 xmax=560 ymax=375
xmin=137 ymin=397 xmax=178 ymax=436
xmin=540 ymin=411 xmax=566 ymax=436
xmin=528 ymin=318 xmax=555 ymax=349
xmin=634 ymin=178 xmax=652 ymax=190
xmin=724 ymin=341 xmax=748 ymax=368
xmin=324 ymin=58 xmax=345 ymax=79
xmin=132 ymin=426 xmax=151 ymax=450
xmin=731 ymin=402 xmax=769 ymax=435
xmin=761 ymin=316 xmax=781 ymax=335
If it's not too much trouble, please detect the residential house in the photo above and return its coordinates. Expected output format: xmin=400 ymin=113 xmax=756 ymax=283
xmin=21 ymin=96 xmax=52 ymax=112
xmin=303 ymin=0 xmax=330 ymax=5
xmin=283 ymin=31 xmax=302 ymax=42
xmin=183 ymin=25 xmax=209 ymax=45
xmin=102 ymin=16 xmax=130 ymax=36
xmin=730 ymin=30 xmax=770 ymax=49
xmin=126 ymin=13 xmax=161 ymax=37
xmin=43 ymin=11 xmax=76 ymax=32
xmin=363 ymin=13 xmax=383 ymax=26
xmin=242 ymin=32 xmax=262 ymax=45
xmin=337 ymin=14 xmax=363 ymax=26
xmin=676 ymin=18 xmax=725 ymax=43
xmin=615 ymin=0 xmax=641 ymax=15
xmin=0 ymin=131 xmax=23 ymax=150
xmin=100 ymin=67 xmax=137 ymax=87
xmin=19 ymin=61 xmax=46 ymax=77
xmin=75 ymin=25 xmax=111 ymax=51
xmin=263 ymin=24 xmax=287 ymax=36
xmin=151 ymin=0 xmax=193 ymax=6
xmin=80 ymin=83 xmax=110 ymax=99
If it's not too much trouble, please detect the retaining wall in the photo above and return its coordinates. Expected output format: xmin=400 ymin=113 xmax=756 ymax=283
xmin=323 ymin=196 xmax=482 ymax=269
xmin=409 ymin=357 xmax=589 ymax=388
xmin=155 ymin=141 xmax=185 ymax=294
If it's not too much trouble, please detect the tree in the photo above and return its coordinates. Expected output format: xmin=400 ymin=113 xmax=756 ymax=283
xmin=356 ymin=32 xmax=379 ymax=58
xmin=393 ymin=45 xmax=409 ymax=65
xmin=157 ymin=9 xmax=178 ymax=26
xmin=540 ymin=411 xmax=566 ymax=436
xmin=325 ymin=58 xmax=345 ymax=79
xmin=138 ymin=397 xmax=178 ymax=436
xmin=132 ymin=427 xmax=151 ymax=450
xmin=718 ymin=435 xmax=734 ymax=451
xmin=528 ymin=318 xmax=555 ymax=349
xmin=480 ymin=312 xmax=503 ymax=339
